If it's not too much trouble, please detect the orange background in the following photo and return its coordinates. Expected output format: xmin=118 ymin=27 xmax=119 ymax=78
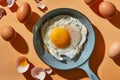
xmin=0 ymin=0 xmax=120 ymax=80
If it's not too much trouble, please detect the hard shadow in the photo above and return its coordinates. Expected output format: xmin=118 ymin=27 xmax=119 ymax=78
xmin=25 ymin=12 xmax=41 ymax=33
xmin=23 ymin=62 xmax=35 ymax=80
xmin=89 ymin=25 xmax=105 ymax=79
xmin=108 ymin=10 xmax=120 ymax=29
xmin=52 ymin=68 xmax=88 ymax=80
xmin=10 ymin=32 xmax=29 ymax=54
xmin=9 ymin=2 xmax=18 ymax=12
xmin=113 ymin=55 xmax=120 ymax=66
xmin=89 ymin=0 xmax=103 ymax=17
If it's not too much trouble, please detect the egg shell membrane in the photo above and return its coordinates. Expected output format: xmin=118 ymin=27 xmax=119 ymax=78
xmin=17 ymin=64 xmax=30 ymax=73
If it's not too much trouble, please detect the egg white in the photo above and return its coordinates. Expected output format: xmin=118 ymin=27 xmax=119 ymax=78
xmin=41 ymin=15 xmax=87 ymax=61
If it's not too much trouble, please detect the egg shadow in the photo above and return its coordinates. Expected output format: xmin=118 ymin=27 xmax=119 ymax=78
xmin=113 ymin=55 xmax=120 ymax=66
xmin=108 ymin=10 xmax=120 ymax=29
xmin=52 ymin=68 xmax=87 ymax=80
xmin=24 ymin=12 xmax=41 ymax=33
xmin=10 ymin=32 xmax=29 ymax=54
xmin=52 ymin=25 xmax=105 ymax=80
xmin=23 ymin=62 xmax=35 ymax=80
xmin=89 ymin=0 xmax=103 ymax=17
xmin=89 ymin=25 xmax=105 ymax=79
xmin=0 ymin=0 xmax=7 ymax=7
xmin=9 ymin=2 xmax=18 ymax=12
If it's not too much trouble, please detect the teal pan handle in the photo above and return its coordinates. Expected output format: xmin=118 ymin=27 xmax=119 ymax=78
xmin=78 ymin=60 xmax=99 ymax=80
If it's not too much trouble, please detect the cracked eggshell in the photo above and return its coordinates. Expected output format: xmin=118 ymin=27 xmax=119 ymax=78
xmin=31 ymin=67 xmax=46 ymax=80
xmin=16 ymin=56 xmax=30 ymax=73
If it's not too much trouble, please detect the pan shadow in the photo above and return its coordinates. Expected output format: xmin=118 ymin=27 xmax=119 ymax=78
xmin=89 ymin=0 xmax=103 ymax=17
xmin=24 ymin=12 xmax=41 ymax=33
xmin=52 ymin=68 xmax=88 ymax=80
xmin=10 ymin=32 xmax=29 ymax=54
xmin=52 ymin=25 xmax=105 ymax=80
xmin=108 ymin=10 xmax=120 ymax=29
xmin=89 ymin=25 xmax=105 ymax=79
xmin=23 ymin=62 xmax=35 ymax=80
xmin=23 ymin=62 xmax=53 ymax=80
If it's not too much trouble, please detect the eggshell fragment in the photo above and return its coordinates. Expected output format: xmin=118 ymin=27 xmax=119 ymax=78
xmin=7 ymin=0 xmax=16 ymax=8
xmin=44 ymin=68 xmax=53 ymax=74
xmin=38 ymin=3 xmax=46 ymax=10
xmin=0 ymin=25 xmax=16 ymax=42
xmin=31 ymin=67 xmax=46 ymax=80
xmin=16 ymin=2 xmax=31 ymax=23
xmin=99 ymin=1 xmax=117 ymax=19
xmin=16 ymin=56 xmax=30 ymax=73
xmin=84 ymin=0 xmax=96 ymax=6
xmin=109 ymin=41 xmax=120 ymax=58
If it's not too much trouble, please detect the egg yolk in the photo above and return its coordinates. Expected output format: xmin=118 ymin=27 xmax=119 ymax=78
xmin=50 ymin=27 xmax=71 ymax=48
xmin=19 ymin=59 xmax=28 ymax=67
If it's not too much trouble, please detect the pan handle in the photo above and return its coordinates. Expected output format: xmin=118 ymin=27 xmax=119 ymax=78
xmin=78 ymin=60 xmax=99 ymax=80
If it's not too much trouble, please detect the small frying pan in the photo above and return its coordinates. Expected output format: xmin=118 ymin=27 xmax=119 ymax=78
xmin=33 ymin=8 xmax=99 ymax=80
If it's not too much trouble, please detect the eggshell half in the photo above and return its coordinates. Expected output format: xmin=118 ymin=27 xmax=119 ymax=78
xmin=16 ymin=56 xmax=30 ymax=73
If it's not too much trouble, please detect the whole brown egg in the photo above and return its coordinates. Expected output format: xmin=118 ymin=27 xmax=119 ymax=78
xmin=16 ymin=2 xmax=31 ymax=23
xmin=0 ymin=25 xmax=16 ymax=42
xmin=99 ymin=1 xmax=117 ymax=19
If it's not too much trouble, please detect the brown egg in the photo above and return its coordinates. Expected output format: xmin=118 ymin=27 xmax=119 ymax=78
xmin=0 ymin=25 xmax=16 ymax=42
xmin=84 ymin=0 xmax=96 ymax=6
xmin=16 ymin=2 xmax=31 ymax=23
xmin=99 ymin=1 xmax=117 ymax=19
xmin=108 ymin=41 xmax=120 ymax=58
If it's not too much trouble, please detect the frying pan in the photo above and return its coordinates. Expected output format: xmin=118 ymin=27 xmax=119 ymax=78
xmin=33 ymin=8 xmax=99 ymax=80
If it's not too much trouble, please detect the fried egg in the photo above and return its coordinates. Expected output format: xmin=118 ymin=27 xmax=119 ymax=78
xmin=41 ymin=15 xmax=87 ymax=61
